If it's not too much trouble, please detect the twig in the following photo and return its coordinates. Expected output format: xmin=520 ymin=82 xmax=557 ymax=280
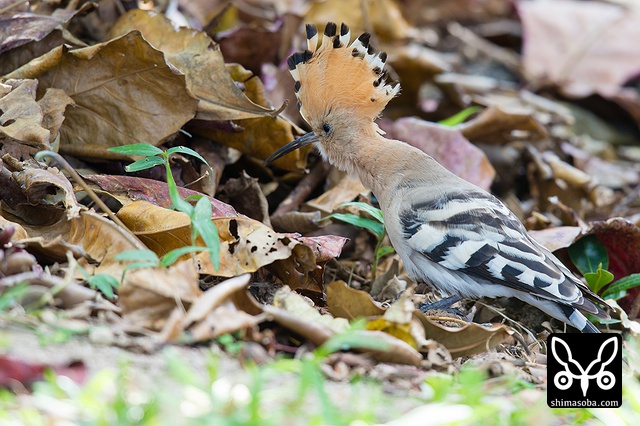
xmin=272 ymin=161 xmax=331 ymax=216
xmin=34 ymin=151 xmax=131 ymax=233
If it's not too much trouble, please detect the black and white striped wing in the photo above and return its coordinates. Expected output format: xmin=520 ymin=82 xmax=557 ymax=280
xmin=399 ymin=190 xmax=593 ymax=308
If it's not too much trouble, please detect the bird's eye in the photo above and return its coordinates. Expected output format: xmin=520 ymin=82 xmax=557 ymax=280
xmin=322 ymin=123 xmax=332 ymax=135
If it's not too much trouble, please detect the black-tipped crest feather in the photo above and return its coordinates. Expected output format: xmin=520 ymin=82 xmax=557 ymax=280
xmin=358 ymin=33 xmax=371 ymax=47
xmin=306 ymin=24 xmax=317 ymax=40
xmin=324 ymin=22 xmax=337 ymax=37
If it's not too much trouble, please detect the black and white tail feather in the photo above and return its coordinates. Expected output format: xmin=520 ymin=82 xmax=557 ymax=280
xmin=399 ymin=188 xmax=609 ymax=333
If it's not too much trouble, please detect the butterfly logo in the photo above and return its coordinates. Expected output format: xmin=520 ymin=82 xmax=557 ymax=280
xmin=551 ymin=336 xmax=618 ymax=397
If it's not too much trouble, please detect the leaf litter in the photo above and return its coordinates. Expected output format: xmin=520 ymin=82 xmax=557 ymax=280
xmin=1 ymin=0 xmax=640 ymax=420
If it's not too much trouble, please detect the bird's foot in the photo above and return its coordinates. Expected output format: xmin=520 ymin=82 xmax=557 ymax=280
xmin=418 ymin=295 xmax=465 ymax=316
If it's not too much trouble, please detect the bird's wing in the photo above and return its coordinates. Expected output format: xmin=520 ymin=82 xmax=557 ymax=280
xmin=399 ymin=189 xmax=596 ymax=309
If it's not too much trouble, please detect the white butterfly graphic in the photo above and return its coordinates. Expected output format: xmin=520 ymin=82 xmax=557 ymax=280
xmin=551 ymin=336 xmax=617 ymax=397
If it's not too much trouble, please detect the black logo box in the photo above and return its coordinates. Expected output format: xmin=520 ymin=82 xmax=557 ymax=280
xmin=547 ymin=333 xmax=622 ymax=408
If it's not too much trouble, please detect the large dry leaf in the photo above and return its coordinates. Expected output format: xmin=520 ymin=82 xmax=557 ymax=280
xmin=4 ymin=31 xmax=197 ymax=158
xmin=108 ymin=9 xmax=273 ymax=121
xmin=520 ymin=0 xmax=640 ymax=97
xmin=380 ymin=117 xmax=495 ymax=191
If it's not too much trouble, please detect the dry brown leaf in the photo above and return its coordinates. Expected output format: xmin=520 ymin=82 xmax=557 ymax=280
xmin=119 ymin=260 xmax=201 ymax=330
xmin=351 ymin=330 xmax=423 ymax=367
xmin=218 ymin=171 xmax=271 ymax=226
xmin=0 ymin=79 xmax=73 ymax=156
xmin=188 ymin=300 xmax=262 ymax=342
xmin=380 ymin=117 xmax=495 ymax=191
xmin=413 ymin=313 xmax=513 ymax=359
xmin=561 ymin=142 xmax=640 ymax=189
xmin=459 ymin=105 xmax=548 ymax=145
xmin=273 ymin=286 xmax=349 ymax=332
xmin=5 ymin=31 xmax=197 ymax=158
xmin=326 ymin=281 xmax=385 ymax=319
xmin=520 ymin=0 xmax=640 ymax=97
xmin=2 ymin=209 xmax=145 ymax=279
xmin=304 ymin=172 xmax=369 ymax=215
xmin=182 ymin=274 xmax=252 ymax=327
xmin=108 ymin=9 xmax=272 ymax=121
xmin=528 ymin=226 xmax=583 ymax=253
xmin=167 ymin=274 xmax=265 ymax=343
xmin=0 ymin=155 xmax=79 ymax=228
xmin=261 ymin=305 xmax=334 ymax=347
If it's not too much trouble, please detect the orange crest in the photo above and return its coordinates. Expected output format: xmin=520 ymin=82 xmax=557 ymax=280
xmin=287 ymin=22 xmax=400 ymax=125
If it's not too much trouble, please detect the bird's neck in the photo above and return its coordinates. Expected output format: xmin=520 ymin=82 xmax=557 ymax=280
xmin=322 ymin=130 xmax=432 ymax=198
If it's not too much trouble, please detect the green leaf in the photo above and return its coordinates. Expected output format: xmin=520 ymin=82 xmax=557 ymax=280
xmin=87 ymin=274 xmax=119 ymax=299
xmin=160 ymin=246 xmax=209 ymax=267
xmin=602 ymin=273 xmax=640 ymax=299
xmin=167 ymin=146 xmax=211 ymax=168
xmin=164 ymin=161 xmax=194 ymax=215
xmin=376 ymin=245 xmax=396 ymax=259
xmin=108 ymin=143 xmax=163 ymax=157
xmin=337 ymin=202 xmax=384 ymax=224
xmin=568 ymin=235 xmax=609 ymax=275
xmin=324 ymin=213 xmax=384 ymax=239
xmin=583 ymin=266 xmax=614 ymax=294
xmin=167 ymin=146 xmax=214 ymax=182
xmin=192 ymin=197 xmax=220 ymax=271
xmin=437 ymin=106 xmax=481 ymax=127
xmin=124 ymin=156 xmax=165 ymax=172
xmin=115 ymin=249 xmax=159 ymax=263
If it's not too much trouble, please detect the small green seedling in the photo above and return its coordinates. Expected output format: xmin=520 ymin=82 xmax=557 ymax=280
xmin=568 ymin=235 xmax=614 ymax=294
xmin=108 ymin=143 xmax=220 ymax=271
xmin=438 ymin=106 xmax=482 ymax=127
xmin=76 ymin=266 xmax=119 ymax=299
xmin=323 ymin=201 xmax=394 ymax=280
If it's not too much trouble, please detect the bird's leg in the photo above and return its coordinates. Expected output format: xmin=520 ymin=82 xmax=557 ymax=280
xmin=418 ymin=295 xmax=464 ymax=315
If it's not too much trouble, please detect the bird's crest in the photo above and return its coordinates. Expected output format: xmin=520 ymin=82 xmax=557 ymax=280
xmin=287 ymin=22 xmax=400 ymax=124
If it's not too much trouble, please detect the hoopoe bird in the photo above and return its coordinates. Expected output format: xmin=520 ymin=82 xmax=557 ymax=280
xmin=265 ymin=22 xmax=610 ymax=332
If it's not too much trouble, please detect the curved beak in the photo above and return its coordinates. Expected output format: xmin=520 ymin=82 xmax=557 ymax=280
xmin=263 ymin=132 xmax=318 ymax=166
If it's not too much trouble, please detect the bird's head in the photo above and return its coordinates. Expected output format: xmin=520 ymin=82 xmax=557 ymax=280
xmin=264 ymin=22 xmax=400 ymax=166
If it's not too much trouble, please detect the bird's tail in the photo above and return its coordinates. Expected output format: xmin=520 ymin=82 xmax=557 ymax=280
xmin=558 ymin=302 xmax=601 ymax=333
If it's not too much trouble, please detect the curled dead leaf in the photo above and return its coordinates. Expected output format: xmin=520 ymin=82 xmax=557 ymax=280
xmin=109 ymin=9 xmax=272 ymax=121
xmin=119 ymin=260 xmax=201 ymax=330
